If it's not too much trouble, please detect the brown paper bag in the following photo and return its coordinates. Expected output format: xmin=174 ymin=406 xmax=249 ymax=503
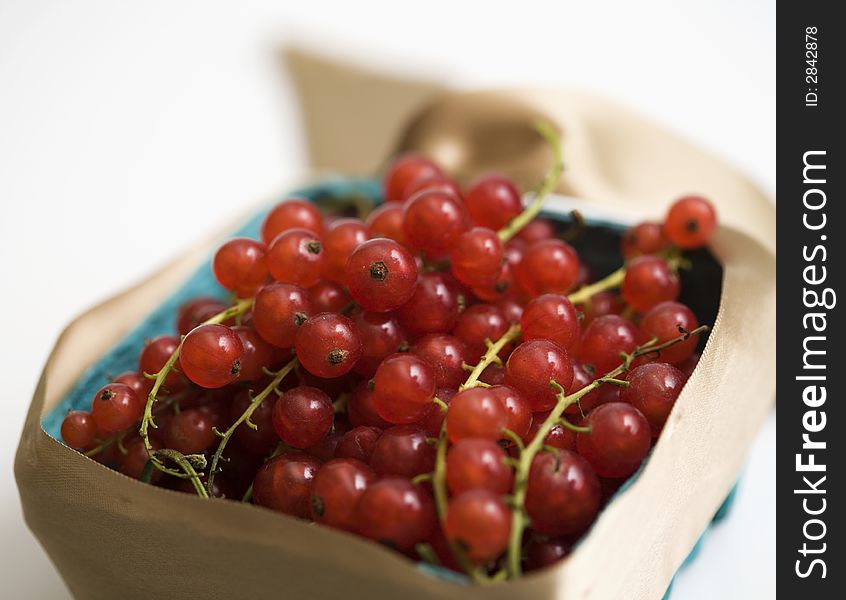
xmin=15 ymin=86 xmax=775 ymax=600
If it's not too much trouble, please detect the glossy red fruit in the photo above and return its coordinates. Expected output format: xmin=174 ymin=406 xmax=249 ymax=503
xmin=582 ymin=291 xmax=624 ymax=325
xmin=514 ymin=239 xmax=581 ymax=296
xmin=162 ymin=408 xmax=216 ymax=454
xmin=267 ymin=228 xmax=325 ymax=288
xmin=396 ymin=272 xmax=461 ymax=336
xmin=621 ymin=221 xmax=669 ymax=258
xmin=307 ymin=280 xmax=352 ymax=314
xmin=446 ymin=387 xmax=508 ymax=443
xmin=335 ymin=426 xmax=383 ymax=463
xmin=347 ymin=382 xmax=391 ymax=429
xmin=565 ymin=359 xmax=620 ymax=416
xmin=261 ymin=198 xmax=323 ymax=243
xmin=496 ymin=297 xmax=524 ymax=324
xmin=450 ymin=227 xmax=504 ymax=287
xmin=401 ymin=175 xmax=462 ymax=203
xmin=119 ymin=437 xmax=161 ymax=481
xmin=664 ymin=195 xmax=717 ymax=249
xmin=527 ymin=412 xmax=576 ymax=451
xmin=622 ymin=363 xmax=686 ymax=436
xmin=365 ymin=203 xmax=409 ymax=246
xmin=139 ymin=336 xmax=185 ymax=392
xmin=491 ymin=385 xmax=532 ymax=441
xmin=525 ymin=448 xmax=601 ymax=535
xmin=295 ymin=313 xmax=362 ymax=378
xmin=232 ymin=326 xmax=279 ymax=382
xmin=621 ymin=256 xmax=680 ymax=312
xmin=577 ymin=402 xmax=652 ymax=478
xmin=61 ymin=411 xmax=98 ymax=450
xmin=516 ymin=218 xmax=556 ymax=244
xmin=471 ymin=261 xmax=515 ymax=302
xmin=231 ymin=392 xmax=278 ymax=456
xmin=176 ymin=297 xmax=228 ymax=336
xmin=464 ymin=175 xmax=523 ymax=230
xmin=310 ymin=458 xmax=376 ymax=531
xmin=372 ymin=354 xmax=436 ymax=425
xmin=403 ymin=190 xmax=469 ymax=256
xmin=114 ymin=371 xmax=153 ymax=399
xmin=640 ymin=302 xmax=699 ymax=365
xmin=369 ymin=425 xmax=436 ymax=478
xmin=504 ymin=340 xmax=574 ymax=412
xmin=322 ymin=218 xmax=371 ymax=283
xmin=251 ymin=283 xmax=311 ymax=349
xmin=411 ymin=334 xmax=468 ymax=388
xmin=252 ymin=453 xmax=321 ymax=518
xmin=272 ymin=386 xmax=334 ymax=449
xmin=454 ymin=303 xmax=510 ymax=362
xmin=354 ymin=479 xmax=437 ymax=550
xmin=521 ymin=294 xmax=580 ymax=351
xmin=346 ymin=238 xmax=419 ymax=312
xmin=579 ymin=315 xmax=641 ymax=375
xmin=352 ymin=311 xmax=406 ymax=376
xmin=446 ymin=439 xmax=513 ymax=495
xmin=445 ymin=490 xmax=512 ymax=564
xmin=383 ymin=154 xmax=443 ymax=203
xmin=179 ymin=324 xmax=244 ymax=389
xmin=525 ymin=537 xmax=572 ymax=571
xmin=212 ymin=238 xmax=269 ymax=297
xmin=90 ymin=383 xmax=143 ymax=434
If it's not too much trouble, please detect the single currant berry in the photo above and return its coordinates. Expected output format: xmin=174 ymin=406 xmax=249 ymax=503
xmin=179 ymin=324 xmax=244 ymax=389
xmin=516 ymin=218 xmax=556 ymax=244
xmin=496 ymin=297 xmax=524 ymax=324
xmin=521 ymin=293 xmax=581 ymax=351
xmin=346 ymin=238 xmax=418 ymax=312
xmin=565 ymin=359 xmax=619 ymax=416
xmin=621 ymin=221 xmax=669 ymax=258
xmin=411 ymin=334 xmax=468 ymax=389
xmin=640 ymin=301 xmax=699 ymax=365
xmin=295 ymin=313 xmax=363 ymax=378
xmin=310 ymin=458 xmax=377 ymax=531
xmin=272 ymin=386 xmax=334 ymax=449
xmin=252 ymin=283 xmax=312 ymax=349
xmin=450 ymin=227 xmax=505 ymax=287
xmin=454 ymin=303 xmax=510 ymax=362
xmin=514 ymin=239 xmax=581 ymax=296
xmin=577 ymin=402 xmax=652 ymax=478
xmin=347 ymin=381 xmax=391 ymax=429
xmin=464 ymin=175 xmax=523 ymax=230
xmin=267 ymin=228 xmax=326 ymax=288
xmin=90 ymin=383 xmax=143 ymax=433
xmin=527 ymin=412 xmax=576 ymax=451
xmin=621 ymin=256 xmax=680 ymax=312
xmin=212 ymin=238 xmax=269 ymax=297
xmin=418 ymin=388 xmax=453 ymax=436
xmin=231 ymin=392 xmax=279 ymax=456
xmin=139 ymin=335 xmax=186 ymax=392
xmin=578 ymin=315 xmax=641 ymax=375
xmin=252 ymin=453 xmax=322 ymax=518
xmin=261 ymin=198 xmax=323 ymax=243
xmin=162 ymin=408 xmax=216 ymax=454
xmin=445 ymin=387 xmax=509 ymax=443
xmin=365 ymin=203 xmax=409 ymax=246
xmin=114 ymin=371 xmax=153 ymax=399
xmin=383 ymin=154 xmax=443 ymax=203
xmin=307 ymin=279 xmax=352 ymax=314
xmin=444 ymin=490 xmax=512 ymax=564
xmin=525 ymin=537 xmax=572 ymax=571
xmin=322 ymin=218 xmax=371 ymax=283
xmin=446 ymin=438 xmax=514 ymax=495
xmin=490 ymin=385 xmax=532 ymax=441
xmin=306 ymin=429 xmax=345 ymax=463
xmin=396 ymin=272 xmax=461 ymax=336
xmin=664 ymin=195 xmax=717 ymax=249
xmin=334 ymin=426 xmax=383 ymax=463
xmin=471 ymin=260 xmax=515 ymax=303
xmin=504 ymin=340 xmax=574 ymax=412
xmin=119 ymin=437 xmax=161 ymax=481
xmin=401 ymin=175 xmax=462 ymax=203
xmin=354 ymin=478 xmax=437 ymax=550
xmin=372 ymin=353 xmax=436 ymax=425
xmin=369 ymin=425 xmax=436 ymax=478
xmin=622 ymin=362 xmax=686 ymax=436
xmin=61 ymin=411 xmax=98 ymax=450
xmin=352 ymin=311 xmax=407 ymax=377
xmin=403 ymin=190 xmax=469 ymax=256
xmin=232 ymin=325 xmax=280 ymax=382
xmin=525 ymin=448 xmax=601 ymax=535
xmin=176 ymin=296 xmax=228 ymax=336
xmin=582 ymin=290 xmax=624 ymax=325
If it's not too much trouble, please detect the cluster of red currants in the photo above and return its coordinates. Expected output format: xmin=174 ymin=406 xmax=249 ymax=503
xmin=61 ymin=150 xmax=717 ymax=580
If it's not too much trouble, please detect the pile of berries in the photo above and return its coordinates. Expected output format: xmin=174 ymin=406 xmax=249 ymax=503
xmin=61 ymin=146 xmax=717 ymax=580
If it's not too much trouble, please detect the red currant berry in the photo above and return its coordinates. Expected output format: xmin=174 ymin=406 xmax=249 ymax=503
xmin=640 ymin=301 xmax=699 ymax=365
xmin=347 ymin=381 xmax=391 ymax=429
xmin=231 ymin=392 xmax=278 ymax=456
xmin=252 ymin=283 xmax=311 ymax=349
xmin=403 ymin=190 xmax=469 ymax=256
xmin=369 ymin=425 xmax=436 ymax=478
xmin=372 ymin=354 xmax=436 ymax=425
xmin=307 ymin=280 xmax=352 ymax=314
xmin=525 ymin=448 xmax=601 ymax=535
xmin=272 ymin=386 xmax=334 ymax=449
xmin=383 ymin=154 xmax=443 ymax=203
xmin=335 ymin=426 xmax=383 ymax=463
xmin=90 ymin=383 xmax=143 ymax=433
xmin=504 ymin=340 xmax=574 ymax=412
xmin=464 ymin=175 xmax=522 ymax=230
xmin=521 ymin=294 xmax=580 ymax=351
xmin=578 ymin=315 xmax=641 ymax=375
xmin=365 ymin=203 xmax=409 ymax=246
xmin=525 ymin=537 xmax=572 ymax=571
xmin=445 ymin=490 xmax=512 ymax=564
xmin=119 ymin=437 xmax=161 ymax=481
xmin=621 ymin=221 xmax=669 ymax=258
xmin=411 ymin=334 xmax=468 ymax=388
xmin=490 ymin=385 xmax=532 ymax=441
xmin=496 ymin=297 xmax=524 ymax=324
xmin=162 ymin=408 xmax=216 ymax=454
xmin=295 ymin=313 xmax=362 ymax=378
xmin=212 ymin=238 xmax=269 ymax=297
xmin=354 ymin=479 xmax=436 ymax=550
xmin=261 ymin=198 xmax=323 ymax=244
xmin=401 ymin=175 xmax=462 ymax=203
xmin=61 ymin=411 xmax=97 ymax=450
xmin=514 ymin=239 xmax=581 ymax=296
xmin=396 ymin=272 xmax=461 ymax=336
xmin=253 ymin=453 xmax=321 ymax=518
xmin=179 ymin=324 xmax=244 ymax=389
xmin=232 ymin=325 xmax=279 ymax=381
xmin=352 ymin=311 xmax=407 ymax=377
xmin=471 ymin=261 xmax=515 ymax=302
xmin=139 ymin=336 xmax=186 ymax=392
xmin=454 ymin=303 xmax=509 ymax=362
xmin=266 ymin=228 xmax=325 ymax=288
xmin=577 ymin=402 xmax=652 ymax=478
xmin=664 ymin=195 xmax=717 ymax=249
xmin=176 ymin=297 xmax=228 ymax=336
xmin=114 ymin=371 xmax=153 ymax=399
xmin=621 ymin=256 xmax=680 ymax=312
xmin=310 ymin=458 xmax=376 ymax=531
xmin=527 ymin=413 xmax=576 ymax=451
xmin=517 ymin=218 xmax=556 ymax=244
xmin=582 ymin=291 xmax=624 ymax=325
xmin=446 ymin=439 xmax=513 ymax=495
xmin=450 ymin=227 xmax=504 ymax=287
xmin=446 ymin=387 xmax=508 ymax=443
xmin=322 ymin=218 xmax=371 ymax=283
xmin=346 ymin=238 xmax=418 ymax=312
xmin=622 ymin=362 xmax=685 ymax=436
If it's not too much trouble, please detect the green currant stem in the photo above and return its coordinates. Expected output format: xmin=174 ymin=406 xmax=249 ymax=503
xmin=567 ymin=266 xmax=626 ymax=305
xmin=154 ymin=449 xmax=209 ymax=498
xmin=206 ymin=356 xmax=298 ymax=495
xmin=498 ymin=121 xmax=564 ymax=243
xmin=459 ymin=325 xmax=522 ymax=391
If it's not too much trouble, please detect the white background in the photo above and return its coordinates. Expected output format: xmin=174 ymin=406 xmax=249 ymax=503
xmin=0 ymin=1 xmax=775 ymax=598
